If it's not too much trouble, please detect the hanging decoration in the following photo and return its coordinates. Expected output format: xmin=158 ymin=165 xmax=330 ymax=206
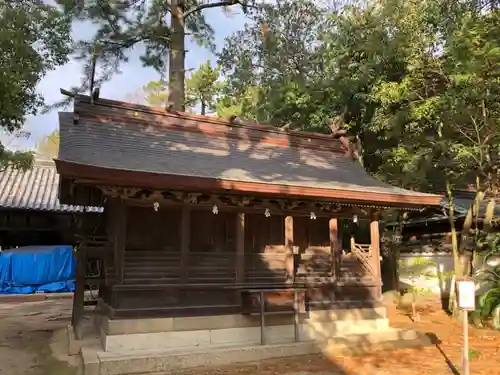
xmin=352 ymin=214 xmax=358 ymax=223
xmin=153 ymin=201 xmax=160 ymax=212
xmin=310 ymin=212 xmax=316 ymax=220
xmin=264 ymin=208 xmax=271 ymax=218
xmin=212 ymin=204 xmax=219 ymax=215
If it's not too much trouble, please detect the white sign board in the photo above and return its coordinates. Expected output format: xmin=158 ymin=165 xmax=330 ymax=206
xmin=457 ymin=280 xmax=475 ymax=311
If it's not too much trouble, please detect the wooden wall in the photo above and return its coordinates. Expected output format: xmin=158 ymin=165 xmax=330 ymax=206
xmin=0 ymin=210 xmax=93 ymax=248
xmin=100 ymin=203 xmax=380 ymax=318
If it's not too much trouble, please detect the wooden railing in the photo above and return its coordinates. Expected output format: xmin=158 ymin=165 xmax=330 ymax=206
xmin=350 ymin=242 xmax=374 ymax=277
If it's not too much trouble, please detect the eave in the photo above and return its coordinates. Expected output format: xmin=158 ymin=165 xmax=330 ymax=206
xmin=55 ymin=160 xmax=442 ymax=209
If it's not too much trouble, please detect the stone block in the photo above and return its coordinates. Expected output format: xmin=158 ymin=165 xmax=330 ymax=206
xmin=209 ymin=326 xmax=260 ymax=346
xmin=173 ymin=314 xmax=247 ymax=331
xmin=81 ymin=347 xmax=100 ymax=375
xmin=103 ymin=329 xmax=211 ymax=352
xmin=104 ymin=317 xmax=174 ymax=335
xmin=97 ymin=342 xmax=319 ymax=375
xmin=67 ymin=325 xmax=82 ymax=356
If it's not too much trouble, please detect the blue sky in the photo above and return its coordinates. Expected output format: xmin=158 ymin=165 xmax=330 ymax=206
xmin=12 ymin=7 xmax=246 ymax=151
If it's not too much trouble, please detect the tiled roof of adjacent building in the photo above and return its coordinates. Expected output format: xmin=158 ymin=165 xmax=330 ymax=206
xmin=0 ymin=159 xmax=102 ymax=212
xmin=56 ymin=95 xmax=442 ymax=207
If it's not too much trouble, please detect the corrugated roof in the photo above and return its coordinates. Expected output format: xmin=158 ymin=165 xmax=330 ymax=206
xmin=57 ymin=96 xmax=441 ymax=206
xmin=0 ymin=160 xmax=102 ymax=212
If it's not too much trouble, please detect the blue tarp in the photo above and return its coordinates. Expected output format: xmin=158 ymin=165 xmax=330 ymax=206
xmin=0 ymin=245 xmax=76 ymax=294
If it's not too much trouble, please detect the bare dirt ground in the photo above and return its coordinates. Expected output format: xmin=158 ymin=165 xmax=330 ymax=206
xmin=0 ymin=298 xmax=78 ymax=375
xmin=0 ymin=298 xmax=499 ymax=375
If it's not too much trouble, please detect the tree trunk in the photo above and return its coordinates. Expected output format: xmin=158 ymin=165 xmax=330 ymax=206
xmin=459 ymin=181 xmax=486 ymax=276
xmin=411 ymin=292 xmax=420 ymax=322
xmin=460 ymin=189 xmax=486 ymax=247
xmin=446 ymin=183 xmax=460 ymax=273
xmin=394 ymin=213 xmax=404 ymax=292
xmin=446 ymin=181 xmax=461 ymax=316
xmin=169 ymin=0 xmax=186 ymax=111
xmin=483 ymin=199 xmax=496 ymax=233
xmin=201 ymin=100 xmax=206 ymax=116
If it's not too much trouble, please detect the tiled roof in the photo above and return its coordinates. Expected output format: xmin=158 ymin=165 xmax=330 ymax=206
xmin=0 ymin=160 xmax=102 ymax=212
xmin=57 ymin=96 xmax=441 ymax=205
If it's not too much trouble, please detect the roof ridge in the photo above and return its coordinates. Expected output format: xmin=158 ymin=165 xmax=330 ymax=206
xmin=74 ymin=94 xmax=347 ymax=148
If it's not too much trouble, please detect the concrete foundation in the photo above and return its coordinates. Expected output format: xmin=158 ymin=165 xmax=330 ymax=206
xmin=98 ymin=307 xmax=389 ymax=352
xmin=74 ymin=305 xmax=432 ymax=375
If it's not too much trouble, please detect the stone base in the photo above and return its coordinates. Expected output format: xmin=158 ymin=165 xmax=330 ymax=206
xmin=81 ymin=328 xmax=431 ymax=375
xmin=76 ymin=305 xmax=432 ymax=375
xmin=67 ymin=325 xmax=81 ymax=356
xmin=98 ymin=306 xmax=389 ymax=352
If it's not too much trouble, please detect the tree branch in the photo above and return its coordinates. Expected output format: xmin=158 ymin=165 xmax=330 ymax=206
xmin=96 ymin=0 xmax=120 ymax=36
xmin=183 ymin=0 xmax=252 ymax=19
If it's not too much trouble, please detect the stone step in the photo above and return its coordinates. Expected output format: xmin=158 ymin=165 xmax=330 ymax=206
xmin=82 ymin=328 xmax=431 ymax=375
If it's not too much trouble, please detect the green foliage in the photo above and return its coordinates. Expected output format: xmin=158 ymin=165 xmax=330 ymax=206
xmin=186 ymin=60 xmax=222 ymax=114
xmin=397 ymin=256 xmax=452 ymax=321
xmin=468 ymin=348 xmax=481 ymax=360
xmin=217 ymin=0 xmax=500 ymax=194
xmin=217 ymin=0 xmax=330 ymax=129
xmin=54 ymin=0 xmax=256 ymax=108
xmin=143 ymin=80 xmax=170 ymax=107
xmin=0 ymin=0 xmax=71 ymax=169
xmin=476 ymin=232 xmax=500 ymax=261
xmin=398 ymin=257 xmax=446 ymax=298
xmin=472 ymin=232 xmax=500 ymax=329
xmin=36 ymin=130 xmax=60 ymax=160
xmin=0 ymin=147 xmax=34 ymax=172
xmin=471 ymin=266 xmax=500 ymax=329
xmin=127 ymin=61 xmax=222 ymax=114
xmin=123 ymin=80 xmax=169 ymax=106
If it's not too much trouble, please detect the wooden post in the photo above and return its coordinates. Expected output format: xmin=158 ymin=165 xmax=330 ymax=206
xmin=180 ymin=205 xmax=190 ymax=284
xmin=113 ymin=198 xmax=127 ymax=284
xmin=329 ymin=218 xmax=340 ymax=281
xmin=370 ymin=212 xmax=382 ymax=297
xmin=235 ymin=212 xmax=245 ymax=284
xmin=72 ymin=246 xmax=86 ymax=339
xmin=293 ymin=290 xmax=299 ymax=342
xmin=285 ymin=216 xmax=294 ymax=284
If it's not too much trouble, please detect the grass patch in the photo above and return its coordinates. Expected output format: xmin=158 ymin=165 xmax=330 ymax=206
xmin=469 ymin=348 xmax=481 ymax=360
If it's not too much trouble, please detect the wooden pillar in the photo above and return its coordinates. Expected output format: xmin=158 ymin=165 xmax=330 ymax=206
xmin=72 ymin=246 xmax=86 ymax=338
xmin=329 ymin=218 xmax=340 ymax=281
xmin=113 ymin=198 xmax=127 ymax=284
xmin=180 ymin=206 xmax=190 ymax=284
xmin=285 ymin=216 xmax=294 ymax=284
xmin=370 ymin=212 xmax=382 ymax=297
xmin=235 ymin=212 xmax=245 ymax=284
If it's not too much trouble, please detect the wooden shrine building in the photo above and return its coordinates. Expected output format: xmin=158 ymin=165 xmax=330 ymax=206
xmin=57 ymin=96 xmax=442 ymax=370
